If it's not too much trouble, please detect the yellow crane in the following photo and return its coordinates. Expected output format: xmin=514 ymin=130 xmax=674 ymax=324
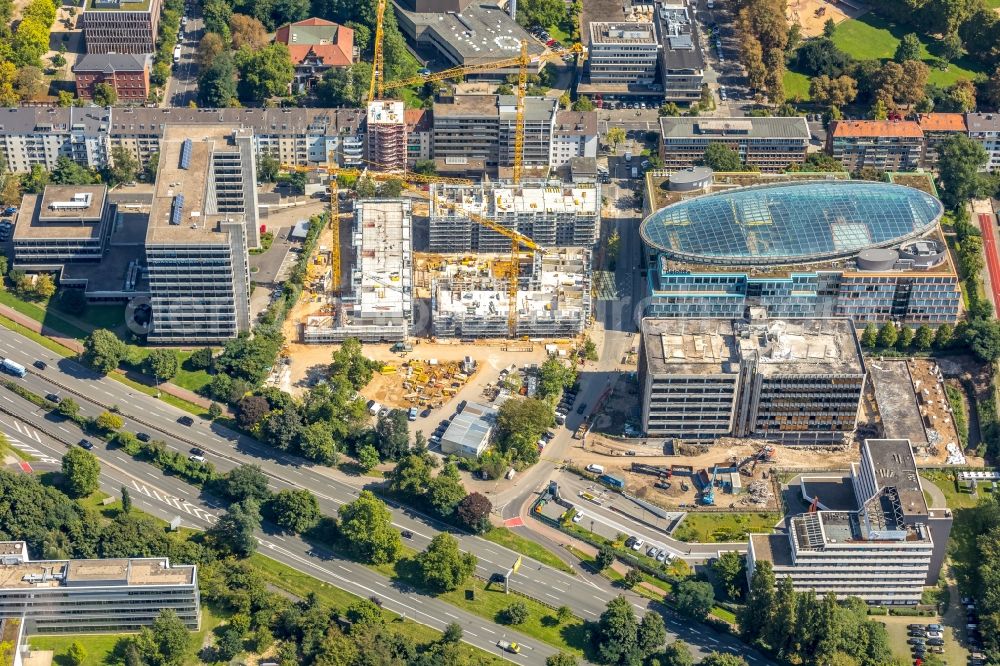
xmin=367 ymin=0 xmax=387 ymax=104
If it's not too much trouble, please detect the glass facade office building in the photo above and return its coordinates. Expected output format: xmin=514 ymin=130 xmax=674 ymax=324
xmin=640 ymin=181 xmax=960 ymax=324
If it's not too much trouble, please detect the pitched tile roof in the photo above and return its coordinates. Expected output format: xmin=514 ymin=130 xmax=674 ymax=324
xmin=830 ymin=120 xmax=923 ymax=139
xmin=274 ymin=17 xmax=353 ymax=68
xmin=917 ymin=113 xmax=967 ymax=132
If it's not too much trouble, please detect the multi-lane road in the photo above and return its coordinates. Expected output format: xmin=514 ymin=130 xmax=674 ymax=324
xmin=0 ymin=327 xmax=774 ymax=664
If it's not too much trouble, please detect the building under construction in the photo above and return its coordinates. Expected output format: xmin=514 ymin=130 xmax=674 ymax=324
xmin=428 ymin=182 xmax=600 ymax=252
xmin=430 ymin=248 xmax=591 ymax=338
xmin=302 ymin=199 xmax=413 ymax=343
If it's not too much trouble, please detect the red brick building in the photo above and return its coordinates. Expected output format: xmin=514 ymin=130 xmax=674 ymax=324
xmin=73 ymin=54 xmax=150 ymax=103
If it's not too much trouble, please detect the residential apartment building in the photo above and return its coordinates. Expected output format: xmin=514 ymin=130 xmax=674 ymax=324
xmin=0 ymin=108 xmax=109 ymax=174
xmin=302 ymin=199 xmax=413 ymax=343
xmin=274 ymin=18 xmax=354 ymax=92
xmin=428 ymin=182 xmax=600 ymax=251
xmin=658 ymin=117 xmax=810 ymax=172
xmin=431 ymin=93 xmax=558 ymax=176
xmin=0 ymin=540 xmax=200 ymax=634
xmin=81 ymin=0 xmax=163 ymax=54
xmin=366 ymin=101 xmax=407 ymax=171
xmin=13 ymin=186 xmax=113 ymax=269
xmin=639 ymin=318 xmax=865 ymax=443
xmin=550 ymin=111 xmax=599 ymax=168
xmin=145 ymin=126 xmax=256 ymax=344
xmin=747 ymin=439 xmax=952 ymax=604
xmin=588 ymin=22 xmax=660 ymax=86
xmin=657 ymin=1 xmax=705 ymax=103
xmin=966 ymin=112 xmax=1000 ymax=171
xmin=73 ymin=54 xmax=150 ymax=103
xmin=827 ymin=120 xmax=924 ymax=172
xmin=404 ymin=109 xmax=431 ymax=167
xmin=917 ymin=113 xmax=966 ymax=168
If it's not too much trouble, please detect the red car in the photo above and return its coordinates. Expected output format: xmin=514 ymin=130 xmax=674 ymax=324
xmin=546 ymin=39 xmax=557 ymax=47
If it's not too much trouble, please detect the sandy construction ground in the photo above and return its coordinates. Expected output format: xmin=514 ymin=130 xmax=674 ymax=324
xmin=787 ymin=0 xmax=869 ymax=37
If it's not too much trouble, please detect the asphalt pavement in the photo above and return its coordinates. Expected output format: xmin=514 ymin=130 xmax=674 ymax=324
xmin=0 ymin=328 xmax=774 ymax=664
xmin=164 ymin=7 xmax=202 ymax=107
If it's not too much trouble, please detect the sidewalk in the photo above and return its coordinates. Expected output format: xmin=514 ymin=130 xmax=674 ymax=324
xmin=0 ymin=302 xmax=216 ymax=411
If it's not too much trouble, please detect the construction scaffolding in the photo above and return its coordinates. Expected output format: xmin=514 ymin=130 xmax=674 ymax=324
xmin=430 ymin=248 xmax=592 ymax=338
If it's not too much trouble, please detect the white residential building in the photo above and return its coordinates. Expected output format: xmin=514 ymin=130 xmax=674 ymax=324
xmin=0 ymin=108 xmax=109 ymax=174
xmin=588 ymin=22 xmax=660 ymax=86
xmin=550 ymin=111 xmax=599 ymax=168
xmin=966 ymin=113 xmax=1000 ymax=171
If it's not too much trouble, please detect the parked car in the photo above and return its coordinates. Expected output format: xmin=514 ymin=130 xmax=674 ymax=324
xmin=631 ymin=538 xmax=644 ymax=551
xmin=907 ymin=638 xmax=925 ymax=645
xmin=78 ymin=439 xmax=94 ymax=450
xmin=646 ymin=546 xmax=659 ymax=558
xmin=927 ymin=624 xmax=942 ymax=632
xmin=926 ymin=631 xmax=943 ymax=639
xmin=624 ymin=536 xmax=637 ymax=548
xmin=927 ymin=638 xmax=944 ymax=646
xmin=907 ymin=624 xmax=923 ymax=630
xmin=576 ymin=403 xmax=588 ymax=415
xmin=177 ymin=415 xmax=194 ymax=426
xmin=421 ymin=408 xmax=432 ymax=418
xmin=656 ymin=551 xmax=667 ymax=562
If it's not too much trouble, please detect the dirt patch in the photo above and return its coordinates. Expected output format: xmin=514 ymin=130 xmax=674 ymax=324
xmin=786 ymin=0 xmax=870 ymax=38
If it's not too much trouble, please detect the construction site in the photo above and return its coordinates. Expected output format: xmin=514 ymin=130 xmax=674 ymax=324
xmin=410 ymin=248 xmax=594 ymax=338
xmin=428 ymin=182 xmax=601 ymax=251
xmin=362 ymin=356 xmax=479 ymax=412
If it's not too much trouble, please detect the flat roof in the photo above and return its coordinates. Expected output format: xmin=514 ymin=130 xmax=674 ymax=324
xmin=354 ymin=200 xmax=412 ymax=319
xmin=863 ymin=438 xmax=927 ymax=517
xmin=641 ymin=318 xmax=739 ymax=376
xmin=85 ymin=0 xmax=153 ymax=12
xmin=966 ymin=112 xmax=1000 ymax=133
xmin=749 ymin=533 xmax=793 ymax=567
xmin=147 ymin=125 xmax=248 ymax=244
xmin=398 ymin=2 xmax=545 ymax=63
xmin=0 ymin=556 xmax=193 ymax=589
xmin=442 ymin=401 xmax=497 ymax=451
xmin=431 ymin=182 xmax=598 ymax=217
xmin=39 ymin=185 xmax=107 ymax=221
xmin=367 ymin=100 xmax=406 ymax=126
xmin=13 ymin=190 xmax=108 ymax=242
xmin=589 ymin=22 xmax=657 ymax=44
xmin=739 ymin=319 xmax=863 ymax=377
xmin=659 ymin=116 xmax=811 ymax=140
xmin=108 ymin=107 xmax=365 ymax=136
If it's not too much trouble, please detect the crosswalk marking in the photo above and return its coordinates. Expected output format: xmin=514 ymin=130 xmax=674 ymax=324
xmin=130 ymin=479 xmax=217 ymax=523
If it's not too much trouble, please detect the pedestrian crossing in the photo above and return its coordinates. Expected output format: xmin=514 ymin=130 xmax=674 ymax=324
xmin=0 ymin=417 xmax=59 ymax=464
xmin=129 ymin=479 xmax=217 ymax=523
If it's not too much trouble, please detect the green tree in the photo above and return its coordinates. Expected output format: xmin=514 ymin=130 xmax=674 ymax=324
xmin=66 ymin=641 xmax=87 ymax=666
xmin=388 ymin=451 xmax=435 ymax=499
xmin=914 ymin=325 xmax=934 ymax=351
xmin=876 ymin=322 xmax=898 ymax=349
xmin=557 ymin=605 xmax=573 ymax=623
xmin=442 ymin=622 xmax=463 ymax=644
xmin=766 ymin=575 xmax=797 ymax=656
xmin=330 ymin=338 xmax=377 ymax=389
xmin=198 ymin=52 xmax=238 ymax=108
xmin=415 ymin=533 xmax=477 ymax=591
xmin=62 ymin=447 xmax=100 ymax=497
xmin=121 ymin=485 xmax=132 ymax=514
xmin=823 ymin=17 xmax=836 ymax=37
xmin=638 ymin=611 xmax=667 ymax=656
xmin=517 ymin=0 xmax=565 ymax=28
xmin=52 ymin=156 xmax=97 ymax=185
xmin=455 ymin=492 xmax=492 ymax=533
xmin=214 ymin=627 xmax=243 ymax=661
xmin=84 ymin=329 xmax=127 ymax=374
xmin=572 ymin=96 xmax=594 ymax=112
xmin=235 ymin=43 xmax=294 ymax=105
xmin=269 ymin=488 xmax=321 ymax=533
xmin=495 ymin=397 xmax=554 ymax=465
xmin=702 ymin=143 xmax=742 ymax=171
xmin=427 ymin=463 xmax=466 ymax=517
xmin=315 ymin=62 xmax=371 ymax=107
xmin=698 ymin=654 xmax=747 ymax=666
xmin=582 ymin=336 xmax=599 ymax=361
xmin=258 ymin=154 xmax=280 ymax=183
xmin=374 ymin=408 xmax=410 ymax=460
xmin=595 ymin=543 xmax=616 ymax=570
xmin=236 ymin=396 xmax=271 ymax=431
xmin=934 ymin=323 xmax=954 ymax=349
xmin=209 ymin=499 xmax=261 ymax=557
xmin=93 ymin=82 xmax=118 ymax=107
xmin=208 ymin=402 xmax=223 ymax=419
xmin=675 ymin=580 xmax=714 ymax=620
xmin=499 ymin=600 xmax=529 ymax=625
xmin=357 ymin=443 xmax=380 ymax=472
xmin=187 ymin=346 xmax=214 ymax=370
xmin=222 ymin=464 xmax=270 ymax=503
xmin=594 ymin=595 xmax=639 ymax=666
xmin=713 ymin=551 xmax=745 ymax=600
xmin=32 ymin=273 xmax=56 ymax=299
xmin=197 ymin=32 xmax=225 ymax=68
xmin=660 ymin=640 xmax=695 ymax=666
xmin=960 ymin=235 xmax=985 ymax=278
xmin=57 ymin=397 xmax=80 ymax=419
xmin=546 ymin=653 xmax=578 ymax=666
xmin=623 ymin=568 xmax=643 ymax=588
xmin=107 ymin=145 xmax=139 ymax=186
xmin=145 ymin=348 xmax=179 ymax=381
xmin=962 ymin=318 xmax=1000 ymax=362
xmin=413 ymin=159 xmax=437 ymax=176
xmin=739 ymin=560 xmax=775 ymax=643
xmin=298 ymin=422 xmax=339 ymax=464
xmin=937 ymin=133 xmax=991 ymax=209
xmin=894 ymin=33 xmax=922 ymax=62
xmin=12 ymin=17 xmax=49 ymax=67
xmin=896 ymin=326 xmax=915 ymax=351
xmin=139 ymin=609 xmax=193 ymax=666
xmin=607 ymin=127 xmax=626 ymax=153
xmin=338 ymin=490 xmax=401 ymax=564
xmin=96 ymin=411 xmax=124 ymax=432
xmin=538 ymin=357 xmax=575 ymax=400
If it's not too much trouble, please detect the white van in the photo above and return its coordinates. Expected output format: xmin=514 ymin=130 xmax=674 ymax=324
xmin=173 ymin=45 xmax=182 ymax=63
xmin=586 ymin=464 xmax=605 ymax=474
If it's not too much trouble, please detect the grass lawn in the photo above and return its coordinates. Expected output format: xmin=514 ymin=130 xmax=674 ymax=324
xmin=29 ymin=634 xmax=123 ymax=666
xmin=920 ymin=470 xmax=990 ymax=509
xmin=830 ymin=15 xmax=979 ymax=86
xmin=547 ymin=24 xmax=571 ymax=45
xmin=483 ymin=527 xmax=575 ymax=574
xmin=0 ymin=314 xmax=75 ymax=357
xmin=127 ymin=348 xmax=213 ymax=395
xmin=672 ymin=512 xmax=780 ymax=543
xmin=0 ymin=291 xmax=90 ymax=340
xmin=399 ymin=87 xmax=424 ymax=109
xmin=783 ymin=70 xmax=812 ymax=101
xmin=250 ymin=553 xmax=507 ymax=665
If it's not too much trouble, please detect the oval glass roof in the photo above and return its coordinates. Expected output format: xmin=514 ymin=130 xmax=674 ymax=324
xmin=640 ymin=181 xmax=944 ymax=266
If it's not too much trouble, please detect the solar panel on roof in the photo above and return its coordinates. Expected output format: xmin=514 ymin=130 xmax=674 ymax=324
xmin=170 ymin=194 xmax=184 ymax=225
xmin=179 ymin=139 xmax=192 ymax=169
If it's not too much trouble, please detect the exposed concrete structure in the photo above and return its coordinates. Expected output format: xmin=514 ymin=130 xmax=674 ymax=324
xmin=639 ymin=318 xmax=866 ymax=443
xmin=428 ymin=182 xmax=600 ymax=252
xmin=367 ymin=101 xmax=407 ymax=171
xmin=145 ymin=126 xmax=257 ymax=344
xmin=13 ymin=186 xmax=113 ymax=268
xmin=302 ymin=199 xmax=413 ymax=343
xmin=81 ymin=0 xmax=163 ymax=54
xmin=431 ymin=248 xmax=592 ymax=338
xmin=747 ymin=439 xmax=952 ymax=604
xmin=0 ymin=540 xmax=199 ymax=634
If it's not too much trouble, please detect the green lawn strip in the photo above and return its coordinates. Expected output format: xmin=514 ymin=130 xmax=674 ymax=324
xmin=249 ymin=553 xmax=506 ymax=665
xmin=0 ymin=314 xmax=76 ymax=357
xmin=945 ymin=384 xmax=969 ymax=448
xmin=919 ymin=470 xmax=986 ymax=509
xmin=28 ymin=634 xmax=122 ymax=666
xmin=672 ymin=512 xmax=780 ymax=543
xmin=105 ymin=372 xmax=209 ymax=417
xmin=783 ymin=70 xmax=811 ymax=101
xmin=126 ymin=348 xmax=213 ymax=395
xmin=482 ymin=526 xmax=575 ymax=574
xmin=0 ymin=291 xmax=91 ymax=340
xmin=711 ymin=606 xmax=737 ymax=624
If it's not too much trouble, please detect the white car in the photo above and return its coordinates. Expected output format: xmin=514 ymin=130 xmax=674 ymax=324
xmin=572 ymin=512 xmax=584 ymax=523
xmin=656 ymin=551 xmax=667 ymax=562
xmin=646 ymin=546 xmax=659 ymax=558
xmin=926 ymin=631 xmax=943 ymax=639
xmin=631 ymin=538 xmax=645 ymax=551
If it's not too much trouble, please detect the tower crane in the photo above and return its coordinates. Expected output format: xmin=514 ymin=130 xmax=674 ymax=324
xmin=367 ymin=0 xmax=387 ymax=104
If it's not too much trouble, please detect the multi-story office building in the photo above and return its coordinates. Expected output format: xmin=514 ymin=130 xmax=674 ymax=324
xmin=966 ymin=112 xmax=1000 ymax=171
xmin=302 ymin=200 xmax=413 ymax=343
xmin=827 ymin=120 xmax=924 ymax=172
xmin=431 ymin=93 xmax=558 ymax=176
xmin=428 ymin=182 xmax=600 ymax=251
xmin=73 ymin=54 xmax=150 ymax=103
xmin=658 ymin=117 xmax=810 ymax=172
xmin=366 ymin=101 xmax=407 ymax=171
xmin=588 ymin=22 xmax=660 ymax=86
xmin=107 ymin=107 xmax=365 ymax=170
xmin=747 ymin=439 xmax=952 ymax=604
xmin=639 ymin=317 xmax=865 ymax=443
xmin=274 ymin=18 xmax=354 ymax=92
xmin=0 ymin=108 xmax=109 ymax=174
xmin=145 ymin=126 xmax=256 ymax=344
xmin=550 ymin=111 xmax=599 ymax=168
xmin=0 ymin=540 xmax=199 ymax=634
xmin=81 ymin=0 xmax=163 ymax=54
xmin=12 ymin=186 xmax=113 ymax=269
xmin=640 ymin=181 xmax=960 ymax=324
xmin=657 ymin=1 xmax=705 ymax=103
xmin=917 ymin=113 xmax=966 ymax=168
xmin=404 ymin=109 xmax=432 ymax=167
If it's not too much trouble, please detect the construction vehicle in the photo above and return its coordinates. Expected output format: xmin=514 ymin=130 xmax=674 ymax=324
xmin=598 ymin=474 xmax=625 ymax=490
xmin=701 ymin=465 xmax=719 ymax=506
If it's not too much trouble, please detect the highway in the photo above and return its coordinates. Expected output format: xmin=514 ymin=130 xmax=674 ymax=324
xmin=0 ymin=327 xmax=774 ymax=664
